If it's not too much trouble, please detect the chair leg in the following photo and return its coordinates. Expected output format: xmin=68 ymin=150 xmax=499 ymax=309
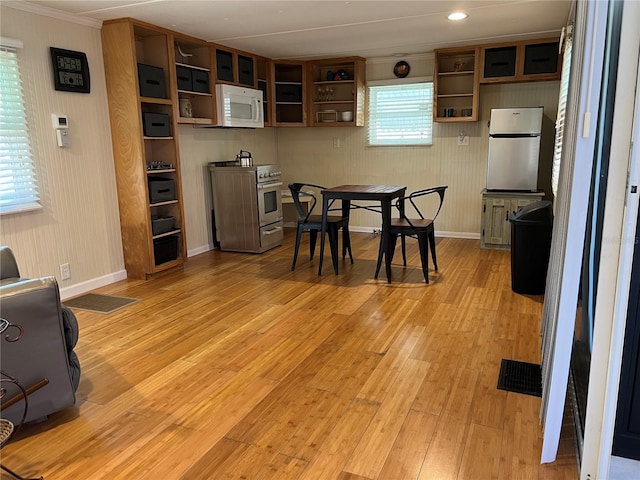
xmin=0 ymin=464 xmax=43 ymax=480
xmin=309 ymin=230 xmax=318 ymax=260
xmin=291 ymin=225 xmax=304 ymax=271
xmin=417 ymin=232 xmax=430 ymax=284
xmin=401 ymin=234 xmax=407 ymax=266
xmin=389 ymin=233 xmax=398 ymax=263
xmin=374 ymin=232 xmax=385 ymax=279
xmin=428 ymin=230 xmax=438 ymax=271
xmin=342 ymin=226 xmax=354 ymax=264
xmin=328 ymin=226 xmax=340 ymax=275
xmin=375 ymin=232 xmax=397 ymax=279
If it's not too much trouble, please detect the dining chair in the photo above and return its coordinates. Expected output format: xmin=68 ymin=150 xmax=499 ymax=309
xmin=288 ymin=183 xmax=353 ymax=273
xmin=375 ymin=185 xmax=448 ymax=283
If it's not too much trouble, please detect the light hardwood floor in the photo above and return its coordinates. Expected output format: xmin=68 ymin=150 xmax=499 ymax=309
xmin=2 ymin=231 xmax=578 ymax=479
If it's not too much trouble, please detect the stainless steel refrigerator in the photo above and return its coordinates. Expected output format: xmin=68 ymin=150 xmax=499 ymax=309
xmin=486 ymin=106 xmax=543 ymax=191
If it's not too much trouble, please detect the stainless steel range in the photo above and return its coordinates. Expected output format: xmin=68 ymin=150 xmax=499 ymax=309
xmin=209 ymin=163 xmax=283 ymax=253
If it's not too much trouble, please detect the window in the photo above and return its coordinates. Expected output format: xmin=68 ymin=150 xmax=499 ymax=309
xmin=551 ymin=25 xmax=573 ymax=197
xmin=0 ymin=39 xmax=39 ymax=215
xmin=367 ymin=81 xmax=433 ymax=146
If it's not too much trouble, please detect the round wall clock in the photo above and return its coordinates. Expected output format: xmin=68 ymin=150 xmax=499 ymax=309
xmin=393 ymin=61 xmax=410 ymax=78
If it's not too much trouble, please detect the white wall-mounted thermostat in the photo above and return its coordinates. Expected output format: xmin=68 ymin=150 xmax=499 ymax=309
xmin=51 ymin=113 xmax=70 ymax=147
xmin=51 ymin=113 xmax=68 ymax=129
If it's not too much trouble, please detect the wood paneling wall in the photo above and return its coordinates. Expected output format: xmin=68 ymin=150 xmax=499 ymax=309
xmin=0 ymin=6 xmax=560 ymax=298
xmin=0 ymin=6 xmax=124 ymax=291
xmin=277 ymin=70 xmax=560 ymax=238
xmin=176 ymin=126 xmax=278 ymax=256
xmin=179 ymin=68 xmax=560 ymax=254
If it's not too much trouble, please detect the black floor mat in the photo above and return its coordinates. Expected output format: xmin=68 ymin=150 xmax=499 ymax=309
xmin=497 ymin=359 xmax=542 ymax=397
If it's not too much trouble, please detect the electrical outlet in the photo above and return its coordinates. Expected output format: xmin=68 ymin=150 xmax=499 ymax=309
xmin=60 ymin=263 xmax=71 ymax=280
xmin=457 ymin=133 xmax=469 ymax=146
xmin=333 ymin=138 xmax=341 ymax=148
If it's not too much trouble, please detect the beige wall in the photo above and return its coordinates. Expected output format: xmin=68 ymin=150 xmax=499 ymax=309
xmin=0 ymin=6 xmax=560 ymax=295
xmin=278 ymin=57 xmax=560 ymax=236
xmin=0 ymin=5 xmax=124 ymax=297
xmin=177 ymin=126 xmax=278 ymax=255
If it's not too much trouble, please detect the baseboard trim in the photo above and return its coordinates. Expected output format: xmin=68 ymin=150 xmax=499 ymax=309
xmin=59 ymin=269 xmax=127 ymax=301
xmin=348 ymin=226 xmax=480 ymax=239
xmin=59 ymin=230 xmax=479 ymax=300
xmin=437 ymin=230 xmax=481 ymax=240
xmin=188 ymin=244 xmax=213 ymax=257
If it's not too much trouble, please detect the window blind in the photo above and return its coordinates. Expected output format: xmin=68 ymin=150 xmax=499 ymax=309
xmin=551 ymin=26 xmax=573 ymax=197
xmin=367 ymin=82 xmax=433 ymax=146
xmin=0 ymin=44 xmax=39 ymax=215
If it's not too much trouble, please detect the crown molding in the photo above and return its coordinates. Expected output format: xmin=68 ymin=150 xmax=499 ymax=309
xmin=2 ymin=1 xmax=103 ymax=29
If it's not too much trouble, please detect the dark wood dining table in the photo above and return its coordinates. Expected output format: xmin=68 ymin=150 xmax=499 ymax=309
xmin=318 ymin=184 xmax=407 ymax=282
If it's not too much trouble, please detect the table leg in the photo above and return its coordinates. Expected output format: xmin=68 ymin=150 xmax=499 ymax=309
xmin=342 ymin=200 xmax=351 ymax=260
xmin=381 ymin=199 xmax=393 ymax=283
xmin=318 ymin=195 xmax=329 ymax=276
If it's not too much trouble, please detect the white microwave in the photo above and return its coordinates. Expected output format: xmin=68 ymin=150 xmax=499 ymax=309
xmin=215 ymin=84 xmax=264 ymax=128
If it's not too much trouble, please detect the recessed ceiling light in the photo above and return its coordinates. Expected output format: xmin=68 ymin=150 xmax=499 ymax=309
xmin=448 ymin=12 xmax=468 ymax=21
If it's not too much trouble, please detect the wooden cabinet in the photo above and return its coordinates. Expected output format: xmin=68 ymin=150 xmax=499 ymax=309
xmin=480 ymin=38 xmax=561 ymax=84
xmin=434 ymin=38 xmax=560 ymax=123
xmin=256 ymin=56 xmax=272 ymax=127
xmin=307 ymin=57 xmax=366 ymax=127
xmin=272 ymin=61 xmax=306 ymax=126
xmin=214 ymin=46 xmax=256 ymax=87
xmin=172 ymin=34 xmax=216 ymax=125
xmin=433 ymin=47 xmax=480 ymax=123
xmin=102 ymin=19 xmax=186 ymax=279
xmin=481 ymin=190 xmax=545 ymax=249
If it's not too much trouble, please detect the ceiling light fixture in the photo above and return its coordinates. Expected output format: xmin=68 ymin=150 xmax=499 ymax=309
xmin=448 ymin=12 xmax=468 ymax=21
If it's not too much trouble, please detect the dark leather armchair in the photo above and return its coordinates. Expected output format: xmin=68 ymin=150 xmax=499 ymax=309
xmin=0 ymin=246 xmax=80 ymax=425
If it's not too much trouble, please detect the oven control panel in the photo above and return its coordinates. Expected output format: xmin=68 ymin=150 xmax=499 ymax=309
xmin=256 ymin=165 xmax=281 ymax=183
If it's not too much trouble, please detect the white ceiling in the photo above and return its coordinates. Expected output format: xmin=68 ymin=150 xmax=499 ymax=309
xmin=20 ymin=0 xmax=572 ymax=59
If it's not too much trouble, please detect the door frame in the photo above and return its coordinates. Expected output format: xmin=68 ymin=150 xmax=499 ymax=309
xmin=580 ymin=0 xmax=640 ymax=476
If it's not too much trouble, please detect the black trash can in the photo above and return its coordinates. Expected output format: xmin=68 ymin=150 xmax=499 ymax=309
xmin=509 ymin=200 xmax=553 ymax=294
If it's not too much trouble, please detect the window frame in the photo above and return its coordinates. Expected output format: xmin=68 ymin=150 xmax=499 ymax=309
xmin=0 ymin=37 xmax=40 ymax=215
xmin=367 ymin=77 xmax=434 ymax=147
xmin=551 ymin=26 xmax=573 ymax=198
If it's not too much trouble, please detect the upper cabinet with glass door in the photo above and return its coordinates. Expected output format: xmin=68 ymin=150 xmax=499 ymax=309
xmin=214 ymin=46 xmax=256 ymax=88
xmin=480 ymin=38 xmax=561 ymax=84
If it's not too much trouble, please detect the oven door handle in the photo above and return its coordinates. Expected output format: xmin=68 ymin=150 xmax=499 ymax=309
xmin=263 ymin=226 xmax=283 ymax=235
xmin=257 ymin=181 xmax=283 ymax=189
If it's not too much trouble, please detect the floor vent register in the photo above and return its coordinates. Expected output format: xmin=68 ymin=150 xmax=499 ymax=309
xmin=497 ymin=359 xmax=543 ymax=397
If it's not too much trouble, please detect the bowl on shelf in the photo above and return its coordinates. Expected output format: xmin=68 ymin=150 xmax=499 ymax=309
xmin=340 ymin=111 xmax=353 ymax=122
